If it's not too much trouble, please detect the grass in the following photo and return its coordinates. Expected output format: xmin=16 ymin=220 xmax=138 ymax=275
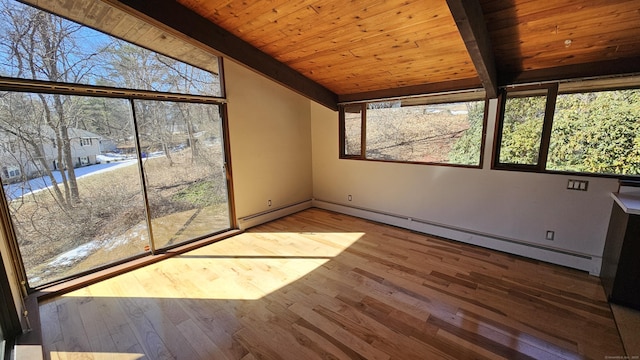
xmin=173 ymin=180 xmax=225 ymax=207
xmin=365 ymin=106 xmax=471 ymax=162
xmin=10 ymin=148 xmax=231 ymax=287
xmin=344 ymin=103 xmax=475 ymax=163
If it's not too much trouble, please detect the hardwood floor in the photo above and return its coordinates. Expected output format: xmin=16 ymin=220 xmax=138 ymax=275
xmin=39 ymin=208 xmax=625 ymax=359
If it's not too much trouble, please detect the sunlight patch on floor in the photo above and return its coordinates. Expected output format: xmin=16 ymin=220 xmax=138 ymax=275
xmin=61 ymin=231 xmax=365 ymax=300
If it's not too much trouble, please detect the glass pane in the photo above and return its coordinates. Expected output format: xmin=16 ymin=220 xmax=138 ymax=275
xmin=343 ymin=105 xmax=362 ymax=156
xmin=498 ymin=95 xmax=547 ymax=165
xmin=0 ymin=0 xmax=222 ymax=97
xmin=548 ymin=90 xmax=640 ymax=176
xmin=365 ymin=100 xmax=485 ymax=165
xmin=134 ymin=100 xmax=230 ymax=249
xmin=0 ymin=93 xmax=148 ymax=287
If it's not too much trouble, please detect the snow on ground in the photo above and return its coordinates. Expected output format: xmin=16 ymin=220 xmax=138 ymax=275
xmin=3 ymin=159 xmax=138 ymax=200
xmin=13 ymin=154 xmax=166 ymax=283
xmin=48 ymin=240 xmax=101 ymax=268
xmin=104 ymin=222 xmax=148 ymax=251
xmin=8 ymin=159 xmax=141 ymax=280
xmin=45 ymin=222 xmax=149 ymax=275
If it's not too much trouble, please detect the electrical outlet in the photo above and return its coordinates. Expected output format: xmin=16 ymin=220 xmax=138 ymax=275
xmin=546 ymin=230 xmax=555 ymax=240
xmin=268 ymin=199 xmax=272 ymax=207
xmin=348 ymin=195 xmax=352 ymax=201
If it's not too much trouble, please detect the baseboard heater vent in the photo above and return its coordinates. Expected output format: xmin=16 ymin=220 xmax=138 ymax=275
xmin=238 ymin=200 xmax=312 ymax=230
xmin=313 ymin=199 xmax=592 ymax=261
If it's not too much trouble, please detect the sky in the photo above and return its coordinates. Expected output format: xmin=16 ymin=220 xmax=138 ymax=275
xmin=0 ymin=0 xmax=220 ymax=96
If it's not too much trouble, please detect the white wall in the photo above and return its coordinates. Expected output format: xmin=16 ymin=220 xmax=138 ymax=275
xmin=173 ymin=58 xmax=620 ymax=275
xmin=224 ymin=60 xmax=313 ymax=224
xmin=310 ymin=99 xmax=619 ymax=274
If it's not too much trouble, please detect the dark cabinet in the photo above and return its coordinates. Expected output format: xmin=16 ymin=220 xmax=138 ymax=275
xmin=600 ymin=197 xmax=640 ymax=310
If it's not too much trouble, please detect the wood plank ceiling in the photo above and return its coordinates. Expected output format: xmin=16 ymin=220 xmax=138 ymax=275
xmin=19 ymin=0 xmax=640 ymax=108
xmin=483 ymin=0 xmax=640 ymax=85
xmin=175 ymin=0 xmax=480 ymax=96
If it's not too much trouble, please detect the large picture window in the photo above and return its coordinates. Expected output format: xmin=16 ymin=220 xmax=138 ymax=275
xmin=339 ymin=93 xmax=487 ymax=167
xmin=0 ymin=0 xmax=232 ymax=289
xmin=494 ymin=81 xmax=640 ymax=177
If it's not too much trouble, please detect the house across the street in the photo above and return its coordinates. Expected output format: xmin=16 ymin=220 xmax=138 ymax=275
xmin=0 ymin=127 xmax=102 ymax=183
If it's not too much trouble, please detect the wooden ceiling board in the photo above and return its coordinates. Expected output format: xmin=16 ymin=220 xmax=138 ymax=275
xmin=176 ymin=0 xmax=478 ymax=95
xmin=216 ymin=0 xmax=312 ymax=31
xmin=328 ymin=76 xmax=478 ymax=96
xmin=285 ymin=27 xmax=466 ymax=71
xmin=482 ymin=0 xmax=640 ymax=75
xmin=482 ymin=0 xmax=638 ymax=28
xmin=272 ymin=12 xmax=458 ymax=64
xmin=235 ymin=2 xmax=313 ymax=35
xmin=290 ymin=49 xmax=476 ymax=87
xmin=488 ymin=10 xmax=640 ymax=47
xmin=258 ymin=1 xmax=442 ymax=48
xmin=490 ymin=19 xmax=640 ymax=52
xmin=239 ymin=4 xmax=319 ymax=46
xmin=310 ymin=62 xmax=477 ymax=91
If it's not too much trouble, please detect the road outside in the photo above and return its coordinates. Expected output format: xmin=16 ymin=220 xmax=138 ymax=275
xmin=3 ymin=160 xmax=137 ymax=200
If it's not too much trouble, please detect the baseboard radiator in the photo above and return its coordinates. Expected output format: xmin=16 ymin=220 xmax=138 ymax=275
xmin=313 ymin=199 xmax=602 ymax=275
xmin=237 ymin=200 xmax=313 ymax=230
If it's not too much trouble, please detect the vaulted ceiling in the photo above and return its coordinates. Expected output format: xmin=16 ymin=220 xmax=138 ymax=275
xmin=174 ymin=0 xmax=479 ymax=95
xmin=21 ymin=0 xmax=640 ymax=109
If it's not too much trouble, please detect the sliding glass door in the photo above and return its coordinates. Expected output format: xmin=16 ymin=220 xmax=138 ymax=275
xmin=0 ymin=93 xmax=231 ymax=287
xmin=0 ymin=93 xmax=148 ymax=286
xmin=135 ymin=100 xmax=230 ymax=250
xmin=0 ymin=0 xmax=231 ymax=289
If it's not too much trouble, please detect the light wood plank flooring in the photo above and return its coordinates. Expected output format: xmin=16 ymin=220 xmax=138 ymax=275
xmin=39 ymin=208 xmax=625 ymax=359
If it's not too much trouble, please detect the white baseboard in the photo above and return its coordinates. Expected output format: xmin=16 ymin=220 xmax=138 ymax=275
xmin=237 ymin=200 xmax=313 ymax=230
xmin=313 ymin=199 xmax=602 ymax=275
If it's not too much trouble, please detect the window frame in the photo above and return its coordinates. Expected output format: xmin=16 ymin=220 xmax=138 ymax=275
xmin=492 ymin=81 xmax=640 ymax=179
xmin=338 ymin=103 xmax=366 ymax=159
xmin=0 ymin=0 xmax=236 ymax=292
xmin=0 ymin=85 xmax=234 ymax=291
xmin=492 ymin=83 xmax=558 ymax=172
xmin=339 ymin=93 xmax=489 ymax=168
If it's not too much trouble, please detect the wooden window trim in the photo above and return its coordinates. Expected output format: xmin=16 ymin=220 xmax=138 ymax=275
xmin=338 ymin=103 xmax=365 ymax=159
xmin=361 ymin=104 xmax=367 ymax=159
xmin=538 ymin=84 xmax=559 ymax=170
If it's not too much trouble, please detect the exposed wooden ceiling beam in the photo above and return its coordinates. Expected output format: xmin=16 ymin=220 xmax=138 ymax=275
xmin=103 ymin=0 xmax=338 ymax=110
xmin=499 ymin=57 xmax=640 ymax=86
xmin=337 ymin=78 xmax=483 ymax=104
xmin=446 ymin=0 xmax=498 ymax=99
